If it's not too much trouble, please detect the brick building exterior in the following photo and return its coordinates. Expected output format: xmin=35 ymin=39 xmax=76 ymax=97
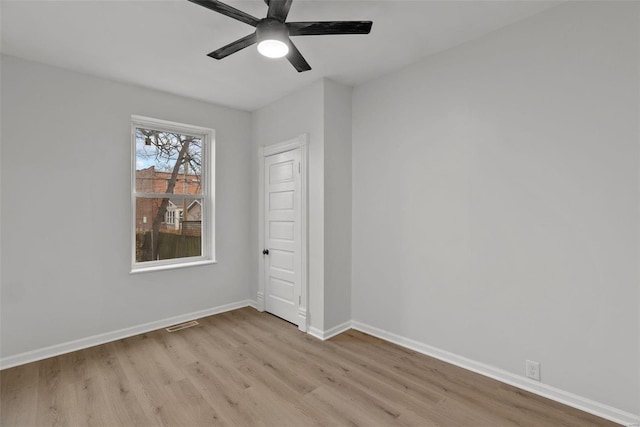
xmin=135 ymin=166 xmax=202 ymax=234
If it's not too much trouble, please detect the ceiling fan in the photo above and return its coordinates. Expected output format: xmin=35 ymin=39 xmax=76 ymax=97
xmin=187 ymin=0 xmax=373 ymax=72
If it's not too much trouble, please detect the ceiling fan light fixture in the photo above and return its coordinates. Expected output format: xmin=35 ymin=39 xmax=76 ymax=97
xmin=257 ymin=39 xmax=289 ymax=58
xmin=256 ymin=18 xmax=289 ymax=59
xmin=188 ymin=0 xmax=373 ymax=72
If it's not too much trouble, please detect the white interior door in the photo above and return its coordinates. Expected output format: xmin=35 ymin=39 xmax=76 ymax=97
xmin=263 ymin=148 xmax=301 ymax=325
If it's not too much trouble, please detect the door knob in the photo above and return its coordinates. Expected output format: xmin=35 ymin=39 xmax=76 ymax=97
xmin=263 ymin=249 xmax=269 ymax=255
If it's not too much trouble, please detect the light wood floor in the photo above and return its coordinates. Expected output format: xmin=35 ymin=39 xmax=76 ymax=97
xmin=1 ymin=307 xmax=619 ymax=426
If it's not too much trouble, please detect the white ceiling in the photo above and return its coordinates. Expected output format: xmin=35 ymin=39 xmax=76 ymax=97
xmin=1 ymin=0 xmax=559 ymax=111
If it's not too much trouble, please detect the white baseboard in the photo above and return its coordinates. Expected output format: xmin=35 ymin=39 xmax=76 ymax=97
xmin=324 ymin=321 xmax=352 ymax=340
xmin=308 ymin=320 xmax=352 ymax=341
xmin=351 ymin=320 xmax=640 ymax=427
xmin=3 ymin=306 xmax=637 ymax=426
xmin=0 ymin=300 xmax=254 ymax=370
xmin=307 ymin=326 xmax=324 ymax=340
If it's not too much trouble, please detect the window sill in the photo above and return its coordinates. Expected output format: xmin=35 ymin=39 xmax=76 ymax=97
xmin=130 ymin=258 xmax=217 ymax=274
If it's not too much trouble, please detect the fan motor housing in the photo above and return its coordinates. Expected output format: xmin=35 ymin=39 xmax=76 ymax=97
xmin=256 ymin=18 xmax=289 ymax=43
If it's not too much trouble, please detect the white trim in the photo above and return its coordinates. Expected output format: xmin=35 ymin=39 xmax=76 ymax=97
xmin=130 ymin=115 xmax=215 ymax=273
xmin=257 ymin=146 xmax=266 ymax=312
xmin=263 ymin=136 xmax=308 ymax=156
xmin=256 ymin=291 xmax=265 ymax=311
xmin=131 ymin=115 xmax=213 ymax=137
xmin=3 ymin=304 xmax=636 ymax=425
xmin=323 ymin=321 xmax=352 ymax=340
xmin=351 ymin=321 xmax=640 ymax=427
xmin=135 ymin=193 xmax=202 ymax=199
xmin=297 ymin=307 xmax=308 ymax=333
xmin=298 ymin=135 xmax=309 ymax=332
xmin=0 ymin=300 xmax=253 ymax=370
xmin=307 ymin=326 xmax=324 ymax=340
xmin=307 ymin=321 xmax=352 ymax=341
xmin=129 ymin=258 xmax=216 ymax=274
xmin=258 ymin=134 xmax=309 ymax=332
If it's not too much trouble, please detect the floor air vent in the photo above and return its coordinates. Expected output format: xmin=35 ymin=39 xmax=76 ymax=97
xmin=165 ymin=320 xmax=199 ymax=332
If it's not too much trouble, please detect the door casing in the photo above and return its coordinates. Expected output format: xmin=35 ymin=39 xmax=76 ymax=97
xmin=257 ymin=134 xmax=309 ymax=332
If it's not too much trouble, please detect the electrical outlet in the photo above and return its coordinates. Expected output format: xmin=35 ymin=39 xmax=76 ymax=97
xmin=526 ymin=360 xmax=540 ymax=381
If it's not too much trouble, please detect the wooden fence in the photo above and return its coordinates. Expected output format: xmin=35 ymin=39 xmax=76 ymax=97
xmin=136 ymin=231 xmax=201 ymax=262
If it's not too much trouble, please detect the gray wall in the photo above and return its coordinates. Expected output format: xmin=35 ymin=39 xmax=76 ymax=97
xmin=251 ymin=80 xmax=326 ymax=331
xmin=0 ymin=55 xmax=253 ymax=358
xmin=351 ymin=2 xmax=639 ymax=414
xmin=2 ymin=1 xmax=638 ymax=416
xmin=251 ymin=78 xmax=353 ymax=332
xmin=323 ymin=80 xmax=352 ymax=330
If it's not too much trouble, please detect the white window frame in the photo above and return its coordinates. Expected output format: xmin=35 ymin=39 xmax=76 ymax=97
xmin=130 ymin=115 xmax=216 ymax=273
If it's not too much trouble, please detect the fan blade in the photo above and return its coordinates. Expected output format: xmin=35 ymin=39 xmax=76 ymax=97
xmin=188 ymin=0 xmax=260 ymax=27
xmin=286 ymin=40 xmax=311 ymax=72
xmin=208 ymin=33 xmax=257 ymax=59
xmin=287 ymin=21 xmax=372 ymax=36
xmin=267 ymin=0 xmax=293 ymax=21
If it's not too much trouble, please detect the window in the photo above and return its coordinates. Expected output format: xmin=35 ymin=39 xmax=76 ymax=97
xmin=131 ymin=115 xmax=215 ymax=273
xmin=166 ymin=210 xmax=175 ymax=224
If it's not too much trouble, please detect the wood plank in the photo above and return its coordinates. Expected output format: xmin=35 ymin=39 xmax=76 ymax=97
xmin=0 ymin=307 xmax=620 ymax=427
xmin=0 ymin=363 xmax=39 ymax=426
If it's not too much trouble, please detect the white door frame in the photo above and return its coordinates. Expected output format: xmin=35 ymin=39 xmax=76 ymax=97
xmin=257 ymin=134 xmax=309 ymax=332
